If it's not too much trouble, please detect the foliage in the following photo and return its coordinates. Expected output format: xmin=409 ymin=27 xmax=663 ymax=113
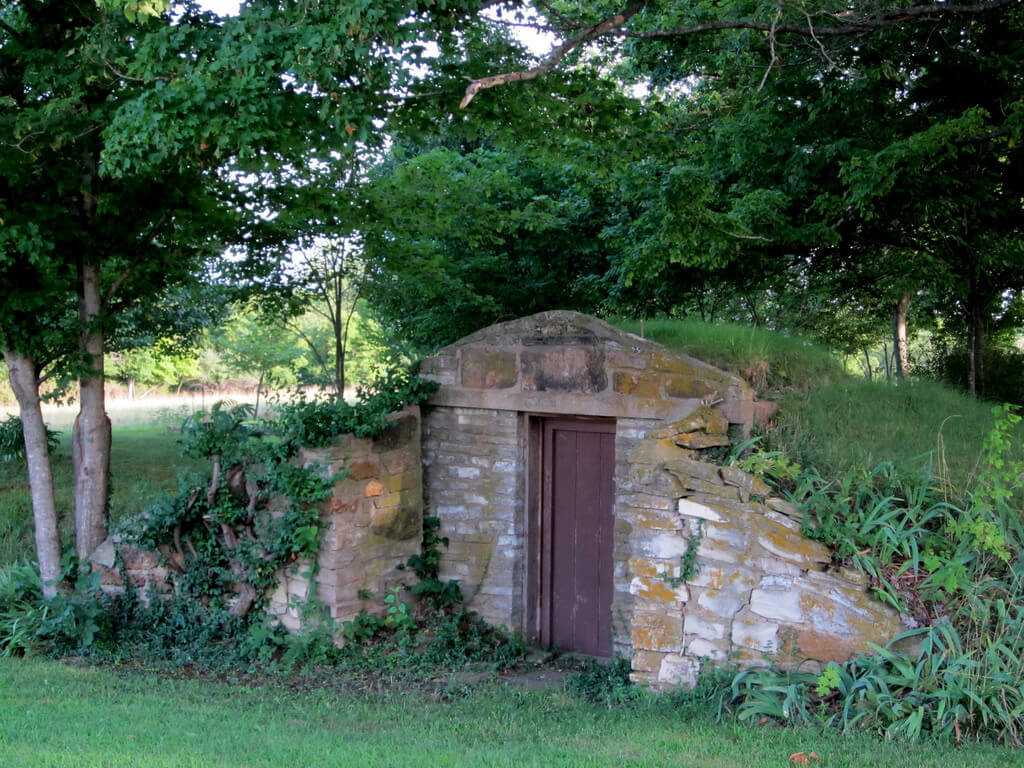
xmin=403 ymin=515 xmax=464 ymax=612
xmin=274 ymin=367 xmax=438 ymax=446
xmin=0 ymin=416 xmax=59 ymax=462
xmin=564 ymin=656 xmax=639 ymax=707
xmin=336 ymin=514 xmax=522 ymax=673
xmin=733 ymin=405 xmax=1024 ymax=743
xmin=0 ymin=559 xmax=109 ymax=658
xmin=661 ymin=520 xmax=702 ymax=589
xmin=127 ymin=402 xmax=336 ymax=616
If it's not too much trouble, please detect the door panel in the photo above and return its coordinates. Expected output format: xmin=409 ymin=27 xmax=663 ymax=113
xmin=540 ymin=418 xmax=615 ymax=657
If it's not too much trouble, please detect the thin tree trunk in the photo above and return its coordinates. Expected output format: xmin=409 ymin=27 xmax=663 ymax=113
xmin=966 ymin=275 xmax=985 ymax=397
xmin=862 ymin=349 xmax=873 ymax=381
xmin=892 ymin=293 xmax=910 ymax=380
xmin=254 ymin=370 xmax=264 ymax=420
xmin=334 ymin=330 xmax=344 ymax=399
xmin=4 ymin=349 xmax=62 ymax=597
xmin=73 ymin=258 xmax=110 ymax=561
xmin=882 ymin=342 xmax=891 ymax=380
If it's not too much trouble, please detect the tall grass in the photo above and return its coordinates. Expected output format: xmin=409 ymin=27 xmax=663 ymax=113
xmin=610 ymin=318 xmax=845 ymax=396
xmin=772 ymin=377 xmax=1024 ymax=492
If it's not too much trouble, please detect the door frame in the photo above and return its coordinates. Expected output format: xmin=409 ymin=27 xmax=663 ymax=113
xmin=525 ymin=414 xmax=616 ymax=654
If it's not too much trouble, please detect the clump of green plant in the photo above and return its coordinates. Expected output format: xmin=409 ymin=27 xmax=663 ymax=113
xmin=275 ymin=367 xmax=438 ymax=446
xmin=336 ymin=516 xmax=524 ymax=674
xmin=732 ymin=405 xmax=1024 ymax=745
xmin=565 ymin=656 xmax=639 ymax=707
xmin=662 ymin=520 xmax=703 ymax=588
xmin=0 ymin=558 xmax=109 ymax=658
xmin=728 ymin=436 xmax=802 ymax=492
xmin=0 ymin=415 xmax=59 ymax=462
xmin=126 ymin=401 xmax=336 ymax=619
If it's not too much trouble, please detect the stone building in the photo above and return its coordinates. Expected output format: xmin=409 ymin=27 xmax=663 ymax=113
xmin=92 ymin=309 xmax=902 ymax=688
xmin=419 ymin=311 xmax=900 ymax=686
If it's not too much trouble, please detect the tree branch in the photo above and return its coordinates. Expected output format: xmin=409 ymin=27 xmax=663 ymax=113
xmin=460 ymin=1 xmax=649 ymax=108
xmin=462 ymin=0 xmax=1016 ymax=102
xmin=616 ymin=0 xmax=1017 ymax=40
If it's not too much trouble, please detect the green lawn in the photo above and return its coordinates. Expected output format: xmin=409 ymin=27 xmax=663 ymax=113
xmin=0 ymin=425 xmax=202 ymax=566
xmin=0 ymin=657 xmax=1019 ymax=768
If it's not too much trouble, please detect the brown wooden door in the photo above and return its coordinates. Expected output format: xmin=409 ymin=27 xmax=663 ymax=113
xmin=540 ymin=418 xmax=615 ymax=657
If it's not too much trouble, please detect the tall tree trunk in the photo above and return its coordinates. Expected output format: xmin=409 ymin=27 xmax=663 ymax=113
xmin=3 ymin=349 xmax=62 ymax=597
xmin=892 ymin=292 xmax=911 ymax=380
xmin=73 ymin=258 xmax=110 ymax=561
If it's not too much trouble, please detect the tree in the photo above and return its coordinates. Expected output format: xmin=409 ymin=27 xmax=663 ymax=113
xmin=1 ymin=0 xmax=471 ymax=585
xmin=451 ymin=1 xmax=1024 ymax=397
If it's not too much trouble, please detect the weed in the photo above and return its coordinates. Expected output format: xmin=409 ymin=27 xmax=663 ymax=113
xmin=565 ymin=656 xmax=639 ymax=707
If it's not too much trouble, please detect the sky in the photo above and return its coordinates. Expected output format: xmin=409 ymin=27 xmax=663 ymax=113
xmin=196 ymin=0 xmax=555 ymax=55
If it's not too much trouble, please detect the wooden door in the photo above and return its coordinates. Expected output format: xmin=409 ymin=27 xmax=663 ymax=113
xmin=539 ymin=418 xmax=615 ymax=657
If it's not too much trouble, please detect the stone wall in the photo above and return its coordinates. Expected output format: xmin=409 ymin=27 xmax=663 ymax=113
xmin=622 ymin=409 xmax=902 ymax=687
xmin=421 ymin=406 xmax=525 ymax=630
xmin=92 ymin=407 xmax=423 ymax=633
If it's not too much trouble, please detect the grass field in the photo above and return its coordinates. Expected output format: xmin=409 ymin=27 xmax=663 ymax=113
xmin=0 ymin=422 xmax=203 ymax=566
xmin=1 ymin=657 xmax=1020 ymax=768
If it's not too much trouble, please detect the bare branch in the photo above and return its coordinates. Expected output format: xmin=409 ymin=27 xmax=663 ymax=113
xmin=757 ymin=3 xmax=784 ymax=92
xmin=617 ymin=0 xmax=1017 ymax=40
xmin=460 ymin=1 xmax=649 ymax=108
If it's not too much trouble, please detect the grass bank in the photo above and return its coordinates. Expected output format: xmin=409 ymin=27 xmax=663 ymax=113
xmin=771 ymin=376 xmax=1024 ymax=491
xmin=611 ymin=318 xmax=1024 ymax=487
xmin=610 ymin=317 xmax=845 ymax=396
xmin=1 ymin=657 xmax=1019 ymax=768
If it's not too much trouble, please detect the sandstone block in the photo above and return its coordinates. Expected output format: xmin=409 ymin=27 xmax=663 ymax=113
xmin=677 ymin=498 xmax=726 ymax=523
xmin=731 ymin=619 xmax=779 ymax=652
xmin=683 ymin=614 xmax=725 ymax=641
xmin=461 ymin=346 xmax=518 ymax=389
xmin=686 ymin=638 xmax=727 ymax=661
xmin=657 ymin=654 xmax=701 ymax=687
xmin=521 ymin=346 xmax=607 ymax=393
xmin=613 ymin=371 xmax=661 ymax=398
xmin=696 ymin=589 xmax=744 ymax=619
xmin=750 ymin=588 xmax=805 ymax=623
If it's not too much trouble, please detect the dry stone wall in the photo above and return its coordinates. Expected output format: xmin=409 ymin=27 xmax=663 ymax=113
xmin=421 ymin=406 xmax=525 ymax=630
xmin=92 ymin=407 xmax=423 ymax=634
xmin=267 ymin=407 xmax=423 ymax=630
xmin=623 ymin=409 xmax=902 ymax=687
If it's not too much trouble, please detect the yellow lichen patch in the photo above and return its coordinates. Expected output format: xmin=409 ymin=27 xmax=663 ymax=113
xmin=363 ymin=480 xmax=385 ymax=497
xmin=631 ymin=575 xmax=683 ymax=604
xmin=631 ymin=649 xmax=666 ymax=673
xmin=631 ymin=618 xmax=683 ymax=653
xmin=629 ymin=556 xmax=669 ymax=580
xmin=757 ymin=522 xmax=830 ymax=565
xmin=633 ymin=508 xmax=679 ymax=530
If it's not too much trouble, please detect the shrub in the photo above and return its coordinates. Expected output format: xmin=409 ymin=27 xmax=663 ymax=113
xmin=0 ymin=415 xmax=60 ymax=462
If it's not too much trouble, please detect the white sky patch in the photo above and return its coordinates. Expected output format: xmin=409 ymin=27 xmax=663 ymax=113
xmin=197 ymin=0 xmax=239 ymax=15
